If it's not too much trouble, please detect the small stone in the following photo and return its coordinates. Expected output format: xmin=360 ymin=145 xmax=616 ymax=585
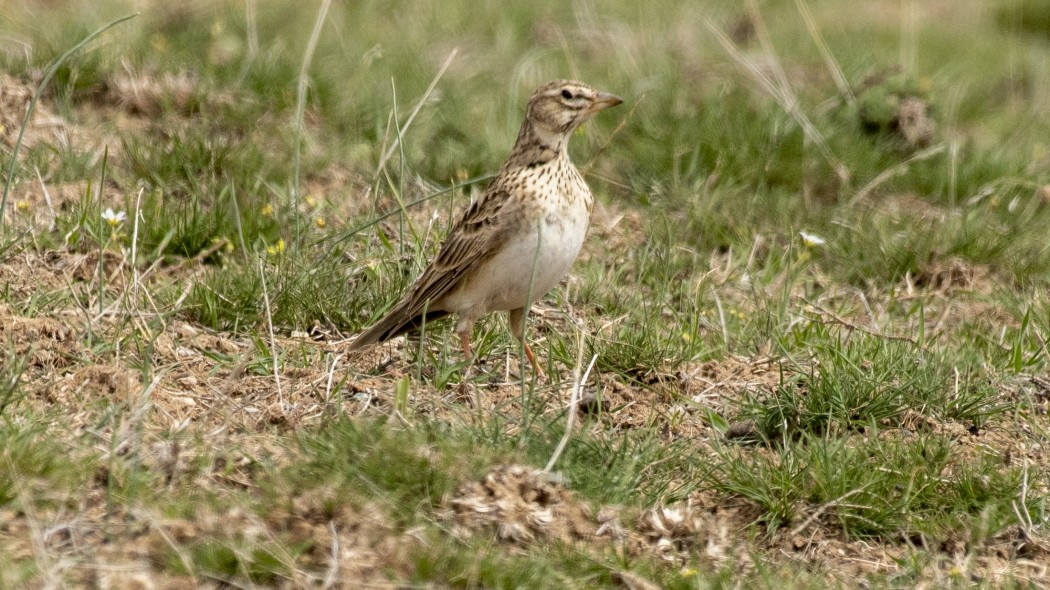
xmin=724 ymin=420 xmax=758 ymax=440
xmin=576 ymin=394 xmax=610 ymax=416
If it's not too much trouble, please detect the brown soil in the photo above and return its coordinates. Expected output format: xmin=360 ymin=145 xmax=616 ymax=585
xmin=1 ymin=61 xmax=1047 ymax=589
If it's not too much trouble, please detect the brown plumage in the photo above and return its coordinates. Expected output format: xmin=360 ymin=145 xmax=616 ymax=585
xmin=350 ymin=80 xmax=623 ymax=371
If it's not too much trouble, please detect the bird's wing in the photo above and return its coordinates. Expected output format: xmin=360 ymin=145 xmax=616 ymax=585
xmin=348 ymin=181 xmax=526 ymax=349
xmin=402 ymin=184 xmax=525 ymax=313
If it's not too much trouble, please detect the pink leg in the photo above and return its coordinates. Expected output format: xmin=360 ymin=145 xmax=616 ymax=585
xmin=510 ymin=308 xmax=543 ymax=376
xmin=459 ymin=330 xmax=472 ymax=359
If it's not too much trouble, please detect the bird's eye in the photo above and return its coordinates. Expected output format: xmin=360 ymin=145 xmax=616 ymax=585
xmin=561 ymin=89 xmax=574 ymax=100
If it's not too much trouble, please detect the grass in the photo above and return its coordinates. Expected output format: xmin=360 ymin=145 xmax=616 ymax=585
xmin=1 ymin=0 xmax=1050 ymax=587
xmin=740 ymin=335 xmax=1005 ymax=440
xmin=709 ymin=432 xmax=1025 ymax=540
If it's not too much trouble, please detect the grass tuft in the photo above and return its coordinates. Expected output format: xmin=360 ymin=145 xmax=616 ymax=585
xmin=2 ymin=1 xmax=1050 ymax=586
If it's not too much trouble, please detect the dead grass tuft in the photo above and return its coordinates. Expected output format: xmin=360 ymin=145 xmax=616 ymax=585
xmin=63 ymin=364 xmax=142 ymax=403
xmin=450 ymin=463 xmax=597 ymax=545
xmin=448 ymin=463 xmax=760 ymax=569
xmin=106 ymin=69 xmax=201 ymax=118
xmin=0 ymin=73 xmax=99 ymax=164
xmin=0 ymin=303 xmax=78 ymax=368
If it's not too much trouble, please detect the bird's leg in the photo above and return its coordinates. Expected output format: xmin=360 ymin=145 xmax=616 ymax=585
xmin=455 ymin=316 xmax=482 ymax=388
xmin=522 ymin=341 xmax=540 ymax=375
xmin=455 ymin=315 xmax=476 ymax=362
xmin=459 ymin=330 xmax=471 ymax=359
xmin=509 ymin=307 xmax=543 ymax=376
xmin=455 ymin=320 xmax=481 ymax=403
xmin=457 ymin=327 xmax=479 ymax=386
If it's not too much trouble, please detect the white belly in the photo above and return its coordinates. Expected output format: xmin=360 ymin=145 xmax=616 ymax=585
xmin=443 ymin=194 xmax=590 ymax=314
xmin=488 ymin=205 xmax=589 ymax=308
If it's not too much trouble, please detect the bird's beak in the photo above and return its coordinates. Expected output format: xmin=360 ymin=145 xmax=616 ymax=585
xmin=588 ymin=91 xmax=624 ymax=113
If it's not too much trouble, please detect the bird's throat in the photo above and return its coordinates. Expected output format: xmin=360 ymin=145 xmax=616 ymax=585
xmin=506 ymin=121 xmax=566 ymax=168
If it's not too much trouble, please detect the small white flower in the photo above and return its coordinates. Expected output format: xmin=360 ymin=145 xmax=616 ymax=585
xmin=799 ymin=231 xmax=826 ymax=247
xmin=102 ymin=208 xmax=127 ymax=227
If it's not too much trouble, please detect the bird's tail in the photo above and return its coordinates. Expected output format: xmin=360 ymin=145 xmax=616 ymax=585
xmin=348 ymin=301 xmax=449 ymax=351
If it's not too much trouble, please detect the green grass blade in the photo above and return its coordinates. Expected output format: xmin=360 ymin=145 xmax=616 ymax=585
xmin=0 ymin=13 xmax=137 ymax=231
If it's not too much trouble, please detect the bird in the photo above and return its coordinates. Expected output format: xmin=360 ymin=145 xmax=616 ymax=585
xmin=349 ymin=80 xmax=623 ymax=372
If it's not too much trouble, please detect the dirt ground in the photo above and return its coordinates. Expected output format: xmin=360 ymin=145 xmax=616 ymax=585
xmin=3 ymin=68 xmax=1050 ymax=588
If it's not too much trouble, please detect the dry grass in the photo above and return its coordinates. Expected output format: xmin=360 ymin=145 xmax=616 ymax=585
xmin=3 ymin=0 xmax=1050 ymax=587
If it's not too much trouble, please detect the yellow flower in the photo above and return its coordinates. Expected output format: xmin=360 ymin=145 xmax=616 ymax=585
xmin=261 ymin=203 xmax=274 ymax=217
xmin=315 ymin=216 xmax=326 ymax=229
xmin=1033 ymin=143 xmax=1047 ymax=162
xmin=15 ymin=200 xmax=30 ymax=213
xmin=150 ymin=34 xmax=170 ymax=54
xmin=681 ymin=332 xmax=692 ymax=343
xmin=212 ymin=237 xmax=234 ymax=254
xmin=266 ymin=238 xmax=286 ymax=256
xmin=680 ymin=567 xmax=698 ymax=577
xmin=304 ymin=194 xmax=317 ymax=207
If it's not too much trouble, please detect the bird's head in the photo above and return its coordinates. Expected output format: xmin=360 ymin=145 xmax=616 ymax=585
xmin=524 ymin=80 xmax=623 ymax=140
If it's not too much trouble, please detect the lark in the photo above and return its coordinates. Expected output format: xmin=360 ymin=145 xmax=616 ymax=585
xmin=350 ymin=80 xmax=622 ymax=371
